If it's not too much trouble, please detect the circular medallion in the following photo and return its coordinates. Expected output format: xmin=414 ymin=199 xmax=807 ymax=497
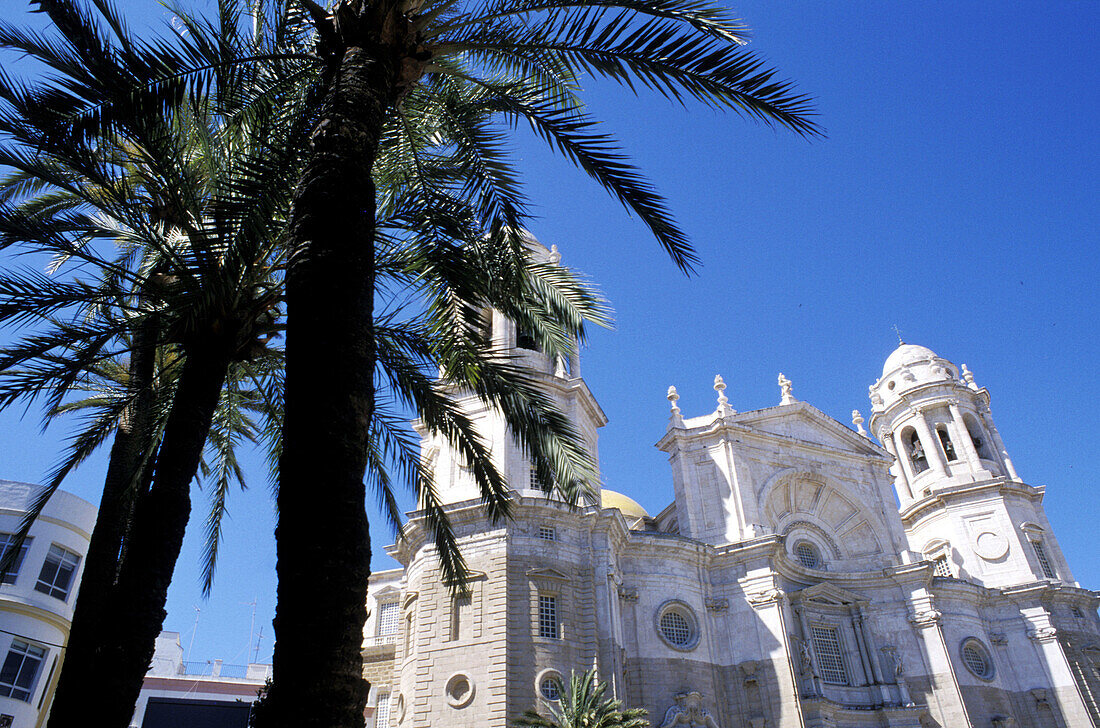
xmin=974 ymin=531 xmax=1009 ymax=560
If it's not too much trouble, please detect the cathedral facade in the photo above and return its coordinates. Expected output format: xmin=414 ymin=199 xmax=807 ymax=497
xmin=361 ymin=246 xmax=1100 ymax=728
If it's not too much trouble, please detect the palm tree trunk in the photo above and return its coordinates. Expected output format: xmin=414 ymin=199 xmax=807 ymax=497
xmin=263 ymin=25 xmax=401 ymax=728
xmin=91 ymin=341 xmax=233 ymax=728
xmin=45 ymin=322 xmax=157 ymax=728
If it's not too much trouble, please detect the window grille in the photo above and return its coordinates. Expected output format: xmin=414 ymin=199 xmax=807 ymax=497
xmin=540 ymin=676 xmax=561 ymax=701
xmin=933 ymin=555 xmax=953 ymax=578
xmin=377 ymin=602 xmax=400 ymax=636
xmin=795 ymin=542 xmax=821 ymax=569
xmin=0 ymin=533 xmax=31 ymax=585
xmin=538 ymin=595 xmax=558 ymax=639
xmin=810 ymin=626 xmax=849 ymax=685
xmin=34 ymin=544 xmax=79 ymax=600
xmin=961 ymin=640 xmax=993 ymax=679
xmin=0 ymin=640 xmax=46 ymax=702
xmin=659 ymin=610 xmax=693 ymax=647
xmin=529 ymin=466 xmax=552 ymax=493
xmin=538 ymin=526 xmax=556 ymax=541
xmin=374 ymin=691 xmax=390 ymax=727
xmin=1032 ymin=540 xmax=1057 ymax=579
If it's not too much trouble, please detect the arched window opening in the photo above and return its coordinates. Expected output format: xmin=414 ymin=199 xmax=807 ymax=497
xmin=516 ymin=326 xmax=539 ymax=351
xmin=936 ymin=426 xmax=957 ymax=461
xmin=964 ymin=415 xmax=991 ymax=459
xmin=904 ymin=428 xmax=928 ymax=473
xmin=795 ymin=541 xmax=822 ymax=569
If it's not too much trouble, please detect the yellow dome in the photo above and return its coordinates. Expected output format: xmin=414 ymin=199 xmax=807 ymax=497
xmin=600 ymin=489 xmax=649 ymax=520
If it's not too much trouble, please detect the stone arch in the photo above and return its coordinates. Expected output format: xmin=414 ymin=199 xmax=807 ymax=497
xmin=759 ymin=469 xmax=884 ymax=559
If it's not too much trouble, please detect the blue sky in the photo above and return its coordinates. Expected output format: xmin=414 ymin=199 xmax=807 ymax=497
xmin=0 ymin=1 xmax=1097 ymax=666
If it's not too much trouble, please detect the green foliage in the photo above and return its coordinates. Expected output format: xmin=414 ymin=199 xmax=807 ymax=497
xmin=514 ymin=669 xmax=649 ymax=728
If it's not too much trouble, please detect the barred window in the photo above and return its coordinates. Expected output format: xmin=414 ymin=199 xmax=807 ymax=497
xmin=1032 ymin=539 xmax=1057 ymax=579
xmin=377 ymin=602 xmax=400 ymax=636
xmin=538 ymin=526 xmax=557 ymax=541
xmin=810 ymin=626 xmax=849 ymax=685
xmin=0 ymin=533 xmax=31 ymax=585
xmin=529 ymin=466 xmax=552 ymax=493
xmin=374 ymin=691 xmax=390 ymax=727
xmin=961 ymin=639 xmax=994 ymax=679
xmin=0 ymin=640 xmax=46 ymax=702
xmin=540 ymin=676 xmax=561 ymax=701
xmin=35 ymin=544 xmax=79 ymax=601
xmin=795 ymin=542 xmax=821 ymax=569
xmin=538 ymin=595 xmax=558 ymax=639
xmin=659 ymin=610 xmax=692 ymax=647
xmin=932 ymin=555 xmax=953 ymax=578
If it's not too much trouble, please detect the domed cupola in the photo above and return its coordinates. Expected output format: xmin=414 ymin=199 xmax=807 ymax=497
xmin=868 ymin=343 xmax=1019 ymax=505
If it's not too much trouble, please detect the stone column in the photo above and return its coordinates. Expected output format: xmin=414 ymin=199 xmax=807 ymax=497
xmin=948 ymin=401 xmax=982 ymax=476
xmin=981 ymin=407 xmax=1020 ymax=481
xmin=881 ymin=432 xmax=914 ymax=502
xmin=912 ymin=412 xmax=949 ymax=477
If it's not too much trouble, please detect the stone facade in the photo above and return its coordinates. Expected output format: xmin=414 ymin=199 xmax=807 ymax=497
xmin=360 ymin=244 xmax=1100 ymax=728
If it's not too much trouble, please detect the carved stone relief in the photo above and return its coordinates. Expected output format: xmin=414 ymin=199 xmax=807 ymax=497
xmin=659 ymin=691 xmax=721 ymax=728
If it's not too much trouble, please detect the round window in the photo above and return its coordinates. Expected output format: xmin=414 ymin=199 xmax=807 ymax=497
xmin=795 ymin=541 xmax=821 ymax=569
xmin=960 ymin=638 xmax=994 ymax=679
xmin=656 ymin=602 xmax=697 ymax=650
xmin=539 ymin=676 xmax=561 ymax=701
xmin=445 ymin=673 xmax=476 ymax=708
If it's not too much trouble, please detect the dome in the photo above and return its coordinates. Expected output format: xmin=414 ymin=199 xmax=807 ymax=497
xmin=882 ymin=343 xmax=938 ymax=377
xmin=600 ymin=489 xmax=649 ymax=520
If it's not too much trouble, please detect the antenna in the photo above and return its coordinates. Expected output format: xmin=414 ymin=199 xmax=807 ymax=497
xmin=243 ymin=599 xmax=257 ymax=663
xmin=186 ymin=606 xmax=201 ymax=663
xmin=892 ymin=325 xmax=905 ymax=346
xmin=252 ymin=625 xmax=264 ymax=664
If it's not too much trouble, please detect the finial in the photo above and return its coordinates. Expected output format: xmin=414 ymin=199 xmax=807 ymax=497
xmin=892 ymin=325 xmax=905 ymax=346
xmin=548 ymin=244 xmax=561 ymax=265
xmin=868 ymin=384 xmax=884 ymax=408
xmin=667 ymin=385 xmax=681 ymax=415
xmin=714 ymin=375 xmax=735 ymax=415
xmin=852 ymin=409 xmax=867 ymax=436
xmin=960 ymin=364 xmax=977 ymax=390
xmin=778 ymin=373 xmax=796 ymax=405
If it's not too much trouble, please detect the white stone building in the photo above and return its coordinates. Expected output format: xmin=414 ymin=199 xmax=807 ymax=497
xmin=0 ymin=481 xmax=95 ymax=728
xmin=363 ymin=246 xmax=1100 ymax=728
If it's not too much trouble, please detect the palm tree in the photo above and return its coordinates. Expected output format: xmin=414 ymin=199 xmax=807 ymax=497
xmin=515 ymin=669 xmax=650 ymax=728
xmin=263 ymin=1 xmax=819 ymax=726
xmin=1 ymin=4 xmax=608 ymax=726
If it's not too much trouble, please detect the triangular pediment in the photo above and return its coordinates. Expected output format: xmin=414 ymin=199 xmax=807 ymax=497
xmin=797 ymin=582 xmax=865 ymax=606
xmin=526 ymin=567 xmax=570 ymax=582
xmin=736 ymin=403 xmax=886 ymax=458
xmin=373 ymin=585 xmax=401 ymax=600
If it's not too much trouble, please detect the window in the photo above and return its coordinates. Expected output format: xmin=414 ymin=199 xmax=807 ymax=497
xmin=932 ymin=555 xmax=953 ymax=578
xmin=34 ymin=544 xmax=79 ymax=600
xmin=529 ymin=466 xmax=552 ymax=493
xmin=795 ymin=542 xmax=821 ymax=569
xmin=377 ymin=602 xmax=400 ymax=636
xmin=538 ymin=595 xmax=558 ymax=639
xmin=659 ymin=610 xmax=692 ymax=646
xmin=904 ymin=428 xmax=928 ymax=473
xmin=451 ymin=593 xmax=471 ymax=641
xmin=1032 ymin=539 xmax=1057 ymax=579
xmin=960 ymin=638 xmax=994 ymax=679
xmin=538 ymin=526 xmax=556 ymax=541
xmin=539 ymin=676 xmax=561 ymax=701
xmin=374 ymin=691 xmax=390 ymax=727
xmin=516 ymin=327 xmax=539 ymax=351
xmin=0 ymin=640 xmax=46 ymax=702
xmin=403 ymin=610 xmax=414 ymax=655
xmin=937 ymin=426 xmax=957 ymax=461
xmin=0 ymin=533 xmax=31 ymax=585
xmin=810 ymin=626 xmax=849 ymax=685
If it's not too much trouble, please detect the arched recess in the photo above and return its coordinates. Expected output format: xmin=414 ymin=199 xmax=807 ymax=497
xmin=759 ymin=469 xmax=885 ymax=559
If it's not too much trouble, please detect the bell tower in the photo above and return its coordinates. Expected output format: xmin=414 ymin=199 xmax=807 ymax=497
xmin=869 ymin=343 xmax=1074 ymax=588
xmin=868 ymin=343 xmax=1018 ymax=504
xmin=413 ymin=234 xmax=607 ymax=506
